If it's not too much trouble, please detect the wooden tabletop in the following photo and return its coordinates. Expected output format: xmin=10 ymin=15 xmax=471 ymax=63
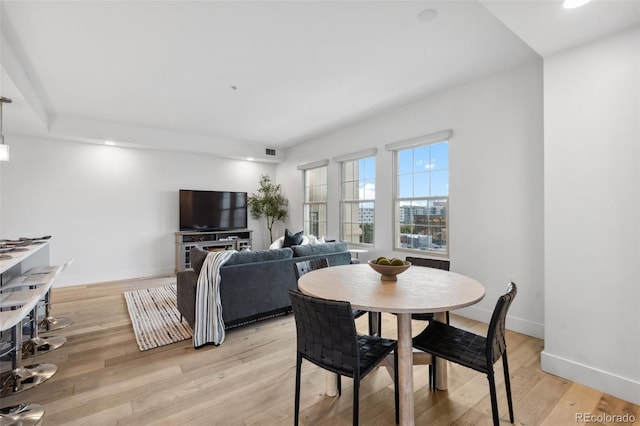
xmin=297 ymin=263 xmax=485 ymax=314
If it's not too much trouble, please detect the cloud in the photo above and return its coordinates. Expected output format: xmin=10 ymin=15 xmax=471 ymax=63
xmin=359 ymin=182 xmax=376 ymax=199
xmin=416 ymin=159 xmax=437 ymax=170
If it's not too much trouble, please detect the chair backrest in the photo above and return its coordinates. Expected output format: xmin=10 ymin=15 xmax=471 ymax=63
xmin=293 ymin=257 xmax=329 ymax=281
xmin=405 ymin=256 xmax=450 ymax=271
xmin=486 ymin=282 xmax=517 ymax=364
xmin=289 ymin=290 xmax=359 ymax=376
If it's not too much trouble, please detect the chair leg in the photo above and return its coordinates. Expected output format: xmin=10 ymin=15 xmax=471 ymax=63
xmin=487 ymin=369 xmax=500 ymax=426
xmin=337 ymin=373 xmax=342 ymax=396
xmin=431 ymin=356 xmax=437 ymax=391
xmin=353 ymin=375 xmax=360 ymax=426
xmin=294 ymin=354 xmax=302 ymax=426
xmin=394 ymin=349 xmax=399 ymax=425
xmin=503 ymin=352 xmax=514 ymax=423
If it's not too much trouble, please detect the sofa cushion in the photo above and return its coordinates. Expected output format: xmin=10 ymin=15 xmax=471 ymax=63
xmin=225 ymin=247 xmax=293 ymax=266
xmin=283 ymin=229 xmax=304 ymax=248
xmin=189 ymin=247 xmax=209 ymax=275
xmin=292 ymin=241 xmax=348 ymax=257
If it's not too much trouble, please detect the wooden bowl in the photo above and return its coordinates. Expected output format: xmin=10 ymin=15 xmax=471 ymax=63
xmin=367 ymin=259 xmax=411 ymax=281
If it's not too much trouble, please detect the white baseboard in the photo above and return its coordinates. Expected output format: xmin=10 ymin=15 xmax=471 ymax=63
xmin=52 ymin=267 xmax=175 ymax=287
xmin=455 ymin=305 xmax=544 ymax=339
xmin=541 ymin=351 xmax=640 ymax=405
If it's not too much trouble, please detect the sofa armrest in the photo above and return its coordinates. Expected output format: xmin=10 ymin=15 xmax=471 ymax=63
xmin=176 ymin=270 xmax=198 ymax=328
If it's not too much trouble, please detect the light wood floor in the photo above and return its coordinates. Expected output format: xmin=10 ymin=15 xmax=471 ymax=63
xmin=3 ymin=276 xmax=637 ymax=425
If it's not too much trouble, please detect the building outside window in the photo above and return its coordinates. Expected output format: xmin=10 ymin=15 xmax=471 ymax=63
xmin=303 ymin=166 xmax=327 ymax=238
xmin=388 ymin=131 xmax=450 ymax=256
xmin=340 ymin=155 xmax=375 ymax=245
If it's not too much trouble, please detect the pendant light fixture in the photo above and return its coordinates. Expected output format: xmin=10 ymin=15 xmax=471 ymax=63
xmin=0 ymin=97 xmax=12 ymax=162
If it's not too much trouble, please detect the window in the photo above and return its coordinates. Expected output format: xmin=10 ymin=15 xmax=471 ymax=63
xmin=388 ymin=131 xmax=450 ymax=256
xmin=340 ymin=155 xmax=375 ymax=245
xmin=303 ymin=166 xmax=327 ymax=237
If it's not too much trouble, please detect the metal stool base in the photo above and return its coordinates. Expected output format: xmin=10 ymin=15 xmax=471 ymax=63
xmin=0 ymin=363 xmax=57 ymax=396
xmin=0 ymin=403 xmax=45 ymax=426
xmin=23 ymin=336 xmax=66 ymax=358
xmin=39 ymin=316 xmax=74 ymax=333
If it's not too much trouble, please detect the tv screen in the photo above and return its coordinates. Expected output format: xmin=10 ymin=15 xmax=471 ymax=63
xmin=180 ymin=190 xmax=248 ymax=231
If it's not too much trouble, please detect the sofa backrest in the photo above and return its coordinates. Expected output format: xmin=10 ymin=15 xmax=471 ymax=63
xmin=225 ymin=247 xmax=293 ymax=266
xmin=189 ymin=246 xmax=294 ymax=274
xmin=189 ymin=242 xmax=349 ymax=276
xmin=290 ymin=241 xmax=348 ymax=258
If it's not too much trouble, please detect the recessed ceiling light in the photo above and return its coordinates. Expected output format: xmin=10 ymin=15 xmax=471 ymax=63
xmin=104 ymin=141 xmax=115 ymax=146
xmin=563 ymin=0 xmax=592 ymax=9
xmin=247 ymin=157 xmax=254 ymax=161
xmin=417 ymin=8 xmax=438 ymax=23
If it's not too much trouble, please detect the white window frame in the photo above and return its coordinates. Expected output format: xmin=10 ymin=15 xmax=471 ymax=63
xmin=386 ymin=130 xmax=451 ymax=257
xmin=334 ymin=148 xmax=377 ymax=246
xmin=298 ymin=160 xmax=329 ymax=238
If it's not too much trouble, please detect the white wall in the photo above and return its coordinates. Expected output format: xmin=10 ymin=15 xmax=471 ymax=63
xmin=277 ymin=60 xmax=545 ymax=338
xmin=542 ymin=27 xmax=640 ymax=405
xmin=0 ymin=135 xmax=277 ymax=286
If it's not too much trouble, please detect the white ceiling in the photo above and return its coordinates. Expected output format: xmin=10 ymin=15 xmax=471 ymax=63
xmin=1 ymin=1 xmax=638 ymax=161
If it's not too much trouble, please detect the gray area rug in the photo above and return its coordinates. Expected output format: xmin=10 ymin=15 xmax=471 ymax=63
xmin=124 ymin=284 xmax=193 ymax=351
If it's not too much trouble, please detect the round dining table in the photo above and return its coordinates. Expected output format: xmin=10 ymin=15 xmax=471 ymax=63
xmin=297 ymin=263 xmax=485 ymax=426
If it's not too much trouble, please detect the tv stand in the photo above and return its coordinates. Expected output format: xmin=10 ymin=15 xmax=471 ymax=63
xmin=175 ymin=229 xmax=252 ymax=272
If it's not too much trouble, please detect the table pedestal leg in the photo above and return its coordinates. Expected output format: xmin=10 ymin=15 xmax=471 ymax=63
xmin=397 ymin=313 xmax=414 ymax=426
xmin=325 ymin=371 xmax=337 ymax=397
xmin=434 ymin=311 xmax=448 ymax=390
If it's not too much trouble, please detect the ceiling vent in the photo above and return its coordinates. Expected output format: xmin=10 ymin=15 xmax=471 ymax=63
xmin=265 ymin=148 xmax=276 ymax=156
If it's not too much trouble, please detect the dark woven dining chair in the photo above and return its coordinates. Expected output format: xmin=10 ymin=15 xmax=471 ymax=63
xmin=288 ymin=290 xmax=399 ymax=425
xmin=294 ymin=258 xmax=381 ymax=336
xmin=412 ymin=282 xmax=517 ymax=426
xmin=404 ymin=256 xmax=451 ymax=324
xmin=384 ymin=257 xmax=452 ymax=389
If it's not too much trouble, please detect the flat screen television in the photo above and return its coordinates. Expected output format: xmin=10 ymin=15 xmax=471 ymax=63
xmin=179 ymin=189 xmax=248 ymax=231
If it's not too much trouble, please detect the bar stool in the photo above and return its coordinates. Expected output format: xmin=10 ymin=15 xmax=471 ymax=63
xmin=25 ymin=258 xmax=74 ymax=333
xmin=0 ymin=403 xmax=45 ymax=426
xmin=0 ymin=291 xmax=57 ymax=397
xmin=0 ymin=276 xmax=66 ymax=357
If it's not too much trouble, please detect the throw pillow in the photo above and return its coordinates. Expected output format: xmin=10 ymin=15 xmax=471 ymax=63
xmin=282 ymin=229 xmax=304 ymax=248
xmin=306 ymin=235 xmax=326 ymax=245
xmin=269 ymin=236 xmax=285 ymax=250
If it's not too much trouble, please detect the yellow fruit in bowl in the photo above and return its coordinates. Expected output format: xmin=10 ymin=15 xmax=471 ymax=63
xmin=377 ymin=258 xmax=391 ymax=265
xmin=390 ymin=258 xmax=406 ymax=266
xmin=375 ymin=256 xmax=388 ymax=264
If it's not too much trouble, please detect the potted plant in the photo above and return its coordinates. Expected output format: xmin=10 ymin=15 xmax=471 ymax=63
xmin=248 ymin=175 xmax=289 ymax=244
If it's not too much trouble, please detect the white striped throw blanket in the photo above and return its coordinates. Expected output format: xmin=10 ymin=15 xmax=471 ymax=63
xmin=193 ymin=249 xmax=236 ymax=348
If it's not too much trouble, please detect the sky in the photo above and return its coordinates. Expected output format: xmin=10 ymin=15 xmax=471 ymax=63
xmin=352 ymin=141 xmax=449 ymax=203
